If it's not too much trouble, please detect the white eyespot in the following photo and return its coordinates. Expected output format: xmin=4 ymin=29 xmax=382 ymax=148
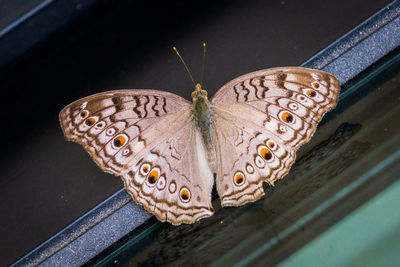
xmin=169 ymin=181 xmax=176 ymax=193
xmin=246 ymin=164 xmax=254 ymax=174
xmin=279 ymin=124 xmax=287 ymax=132
xmin=122 ymin=148 xmax=130 ymax=156
xmin=289 ymin=102 xmax=299 ymax=110
xmin=79 ymin=102 xmax=88 ymax=111
xmin=140 ymin=163 xmax=151 ymax=176
xmin=255 ymin=155 xmax=265 ymax=168
xmin=157 ymin=176 xmax=166 ymax=190
xmin=106 ymin=127 xmax=116 ymax=136
xmin=233 ymin=171 xmax=246 ymax=186
xmin=95 ymin=121 xmax=106 ymax=130
xmin=297 ymin=94 xmax=307 ymax=102
xmin=179 ymin=187 xmax=191 ymax=202
xmin=311 ymin=73 xmax=321 ymax=81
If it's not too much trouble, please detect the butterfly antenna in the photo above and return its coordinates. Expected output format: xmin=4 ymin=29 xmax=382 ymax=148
xmin=200 ymin=42 xmax=206 ymax=87
xmin=173 ymin=46 xmax=196 ymax=87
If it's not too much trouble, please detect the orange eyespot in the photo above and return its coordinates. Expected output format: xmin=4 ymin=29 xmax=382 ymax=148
xmin=307 ymin=89 xmax=317 ymax=97
xmin=180 ymin=188 xmax=191 ymax=202
xmin=95 ymin=121 xmax=105 ymax=129
xmin=259 ymin=147 xmax=272 ymax=160
xmin=234 ymin=172 xmax=245 ymax=186
xmin=281 ymin=112 xmax=294 ymax=123
xmin=268 ymin=141 xmax=275 ymax=148
xmin=140 ymin=163 xmax=151 ymax=176
xmin=85 ymin=117 xmax=96 ymax=126
xmin=80 ymin=110 xmax=88 ymax=118
xmin=113 ymin=135 xmax=126 ymax=147
xmin=311 ymin=81 xmax=320 ymax=88
xmin=148 ymin=169 xmax=160 ymax=185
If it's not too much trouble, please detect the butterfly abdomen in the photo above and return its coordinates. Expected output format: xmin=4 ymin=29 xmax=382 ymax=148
xmin=193 ymin=95 xmax=216 ymax=172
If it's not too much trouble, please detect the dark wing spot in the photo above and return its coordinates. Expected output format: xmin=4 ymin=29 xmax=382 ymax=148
xmin=148 ymin=175 xmax=156 ymax=184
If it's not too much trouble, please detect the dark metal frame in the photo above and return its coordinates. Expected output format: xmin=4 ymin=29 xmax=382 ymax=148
xmin=12 ymin=1 xmax=400 ymax=266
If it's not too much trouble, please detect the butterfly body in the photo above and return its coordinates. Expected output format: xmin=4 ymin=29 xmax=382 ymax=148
xmin=60 ymin=67 xmax=340 ymax=225
xmin=192 ymin=84 xmax=217 ymax=172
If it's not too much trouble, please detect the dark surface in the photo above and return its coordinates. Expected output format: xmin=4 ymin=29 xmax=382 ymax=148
xmin=0 ymin=0 xmax=44 ymax=30
xmin=0 ymin=0 xmax=393 ymax=265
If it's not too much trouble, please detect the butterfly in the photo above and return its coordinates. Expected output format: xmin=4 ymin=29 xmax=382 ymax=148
xmin=59 ymin=66 xmax=340 ymax=225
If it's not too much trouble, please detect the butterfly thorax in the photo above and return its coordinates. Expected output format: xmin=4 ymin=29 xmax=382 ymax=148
xmin=191 ymin=84 xmax=216 ymax=172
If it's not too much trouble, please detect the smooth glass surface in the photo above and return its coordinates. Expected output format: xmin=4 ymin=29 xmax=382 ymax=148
xmin=279 ymin=178 xmax=400 ymax=267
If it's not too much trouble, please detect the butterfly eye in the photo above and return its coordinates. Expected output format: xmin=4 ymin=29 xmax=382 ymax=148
xmin=140 ymin=163 xmax=151 ymax=176
xmin=180 ymin=187 xmax=191 ymax=202
xmin=233 ymin=171 xmax=246 ymax=186
xmin=281 ymin=112 xmax=294 ymax=123
xmin=259 ymin=146 xmax=272 ymax=161
xmin=311 ymin=81 xmax=320 ymax=89
xmin=201 ymin=90 xmax=208 ymax=96
xmin=147 ymin=169 xmax=160 ymax=185
xmin=80 ymin=110 xmax=88 ymax=118
xmin=307 ymin=89 xmax=317 ymax=97
xmin=191 ymin=91 xmax=196 ymax=98
xmin=113 ymin=135 xmax=127 ymax=147
xmin=85 ymin=117 xmax=97 ymax=126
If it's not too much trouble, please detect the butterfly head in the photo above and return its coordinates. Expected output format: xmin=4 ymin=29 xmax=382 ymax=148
xmin=191 ymin=83 xmax=208 ymax=100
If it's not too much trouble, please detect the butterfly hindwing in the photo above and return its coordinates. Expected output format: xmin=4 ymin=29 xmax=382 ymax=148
xmin=213 ymin=111 xmax=296 ymax=206
xmin=122 ymin=123 xmax=214 ymax=225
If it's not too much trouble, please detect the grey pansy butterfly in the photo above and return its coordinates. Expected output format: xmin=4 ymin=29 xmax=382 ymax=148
xmin=59 ymin=63 xmax=340 ymax=225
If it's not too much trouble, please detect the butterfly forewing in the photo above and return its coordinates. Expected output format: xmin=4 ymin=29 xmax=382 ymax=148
xmin=59 ymin=90 xmax=191 ymax=175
